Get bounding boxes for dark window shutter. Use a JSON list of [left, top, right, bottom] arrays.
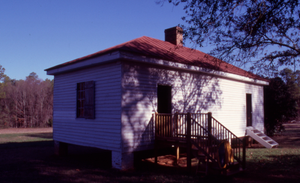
[[84, 81, 95, 119]]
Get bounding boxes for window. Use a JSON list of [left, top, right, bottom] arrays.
[[77, 82, 85, 118], [77, 81, 95, 119]]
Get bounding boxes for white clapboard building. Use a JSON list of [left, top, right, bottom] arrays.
[[45, 27, 269, 170]]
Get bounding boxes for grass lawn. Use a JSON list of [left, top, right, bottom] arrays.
[[243, 148, 300, 182], [0, 133, 53, 144], [0, 123, 299, 183]]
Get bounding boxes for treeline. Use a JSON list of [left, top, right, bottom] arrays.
[[0, 65, 53, 128], [0, 64, 299, 132], [264, 68, 300, 135]]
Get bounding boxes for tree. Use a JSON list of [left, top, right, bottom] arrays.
[[264, 75, 298, 135], [0, 73, 53, 128], [0, 65, 5, 80], [165, 0, 300, 76], [26, 72, 39, 80], [0, 69, 54, 128], [0, 65, 7, 98], [279, 68, 300, 115], [0, 65, 9, 127]]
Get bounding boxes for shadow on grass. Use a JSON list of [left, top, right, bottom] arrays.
[[0, 140, 54, 149], [0, 141, 112, 183], [135, 147, 300, 183], [25, 132, 53, 139], [0, 141, 231, 183], [1, 140, 299, 183], [240, 153, 300, 183]]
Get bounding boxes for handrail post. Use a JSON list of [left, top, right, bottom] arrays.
[[208, 112, 212, 146], [242, 136, 247, 170], [154, 113, 158, 164], [208, 112, 212, 134], [155, 112, 158, 137], [187, 112, 191, 172], [169, 113, 173, 137], [174, 112, 178, 138]]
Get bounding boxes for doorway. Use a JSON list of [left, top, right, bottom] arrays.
[[157, 85, 172, 113], [246, 94, 252, 127]]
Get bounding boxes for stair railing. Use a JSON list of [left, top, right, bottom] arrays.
[[155, 113, 173, 138], [208, 113, 246, 169], [189, 116, 220, 162], [155, 112, 246, 170]]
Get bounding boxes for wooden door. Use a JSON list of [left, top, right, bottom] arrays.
[[246, 94, 252, 127]]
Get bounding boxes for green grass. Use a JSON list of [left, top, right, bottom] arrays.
[[0, 128, 299, 182], [246, 147, 300, 176], [247, 148, 300, 163], [0, 132, 53, 144]]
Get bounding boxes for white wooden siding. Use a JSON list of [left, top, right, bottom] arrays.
[[210, 79, 264, 136], [53, 62, 122, 152], [121, 62, 265, 153]]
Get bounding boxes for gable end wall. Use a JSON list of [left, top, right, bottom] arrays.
[[52, 62, 122, 152]]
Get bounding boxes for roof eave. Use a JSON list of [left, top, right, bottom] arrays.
[[46, 48, 269, 86], [119, 51, 269, 86], [45, 50, 121, 75]]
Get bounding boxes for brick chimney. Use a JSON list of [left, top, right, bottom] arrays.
[[164, 26, 183, 46]]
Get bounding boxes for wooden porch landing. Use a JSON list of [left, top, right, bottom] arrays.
[[154, 112, 246, 175]]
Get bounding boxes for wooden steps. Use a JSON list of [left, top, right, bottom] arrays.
[[246, 126, 278, 148], [192, 147, 243, 176], [155, 112, 246, 176]]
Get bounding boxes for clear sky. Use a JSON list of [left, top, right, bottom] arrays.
[[1, 0, 204, 81]]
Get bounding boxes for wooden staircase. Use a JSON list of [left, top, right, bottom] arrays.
[[155, 112, 246, 175], [246, 126, 278, 148]]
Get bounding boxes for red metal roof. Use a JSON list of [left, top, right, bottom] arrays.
[[46, 36, 267, 81]]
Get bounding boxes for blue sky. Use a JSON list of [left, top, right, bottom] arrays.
[[1, 0, 205, 81]]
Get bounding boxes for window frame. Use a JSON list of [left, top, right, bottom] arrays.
[[76, 81, 95, 119]]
